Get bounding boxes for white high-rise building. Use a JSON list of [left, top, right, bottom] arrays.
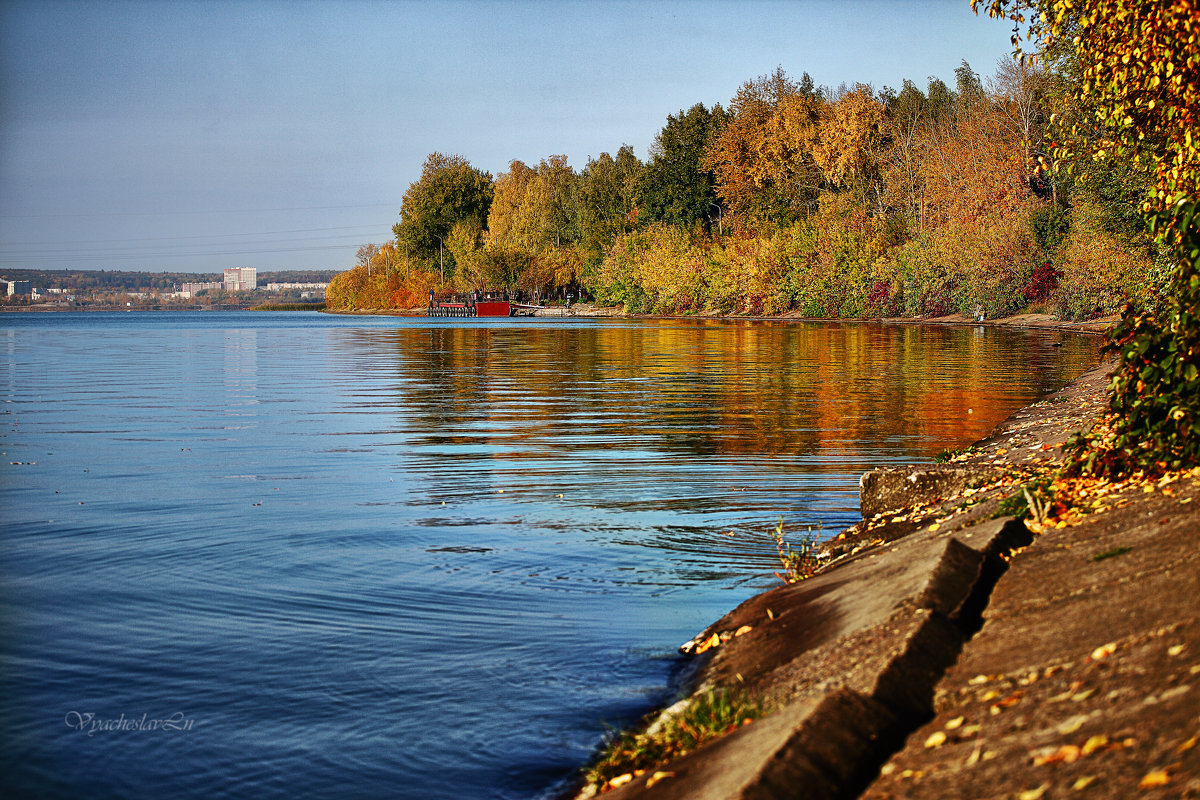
[[223, 268, 257, 292]]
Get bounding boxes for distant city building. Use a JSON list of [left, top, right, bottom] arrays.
[[223, 268, 257, 292], [180, 281, 221, 299], [7, 280, 32, 296], [266, 282, 327, 294]]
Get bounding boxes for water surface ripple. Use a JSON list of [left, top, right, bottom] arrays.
[[0, 312, 1100, 799]]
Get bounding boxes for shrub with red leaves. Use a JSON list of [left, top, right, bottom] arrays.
[[1023, 262, 1061, 302]]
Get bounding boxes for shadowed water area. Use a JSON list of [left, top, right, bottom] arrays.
[[0, 312, 1101, 799]]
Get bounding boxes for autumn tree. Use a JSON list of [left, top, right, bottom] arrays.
[[484, 155, 579, 294], [990, 57, 1054, 196], [487, 160, 536, 246], [392, 152, 494, 281], [880, 80, 936, 227], [514, 155, 577, 251], [487, 156, 576, 252], [812, 84, 889, 210], [356, 243, 381, 268], [705, 68, 826, 224], [446, 219, 487, 292], [925, 77, 957, 119]]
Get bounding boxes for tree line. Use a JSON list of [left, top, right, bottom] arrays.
[[328, 55, 1158, 321]]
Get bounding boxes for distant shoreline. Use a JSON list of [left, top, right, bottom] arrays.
[[1, 303, 1118, 339], [1, 304, 250, 312], [326, 304, 1118, 337]]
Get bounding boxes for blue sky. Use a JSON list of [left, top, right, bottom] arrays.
[[0, 0, 1016, 273]]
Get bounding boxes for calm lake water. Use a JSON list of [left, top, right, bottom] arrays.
[[0, 312, 1100, 799]]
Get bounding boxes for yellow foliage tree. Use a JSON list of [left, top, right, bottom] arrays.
[[812, 85, 888, 208]]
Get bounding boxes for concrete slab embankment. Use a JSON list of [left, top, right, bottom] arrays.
[[591, 357, 1200, 799], [861, 475, 1200, 799], [602, 516, 1031, 800]]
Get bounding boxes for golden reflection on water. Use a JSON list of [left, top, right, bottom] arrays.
[[346, 320, 1100, 466]]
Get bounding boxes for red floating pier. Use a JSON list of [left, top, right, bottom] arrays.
[[427, 300, 514, 317]]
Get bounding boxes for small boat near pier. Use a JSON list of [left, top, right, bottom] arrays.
[[427, 299, 514, 317]]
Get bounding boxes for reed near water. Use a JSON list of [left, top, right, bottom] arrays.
[[251, 302, 327, 311]]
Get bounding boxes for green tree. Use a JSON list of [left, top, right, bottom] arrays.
[[513, 155, 577, 251], [954, 60, 985, 111], [392, 152, 494, 281], [571, 146, 643, 264], [640, 103, 729, 231], [925, 77, 956, 120]]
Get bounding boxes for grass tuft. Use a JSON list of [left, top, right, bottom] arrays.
[[585, 689, 763, 790], [771, 518, 820, 583]]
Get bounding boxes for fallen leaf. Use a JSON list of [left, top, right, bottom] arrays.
[[1018, 783, 1050, 800], [693, 633, 722, 654], [924, 731, 947, 748], [1091, 642, 1117, 660], [608, 773, 633, 788], [1081, 735, 1108, 756], [1138, 770, 1170, 789], [1056, 716, 1087, 735], [945, 716, 964, 730], [645, 771, 675, 788], [1168, 644, 1186, 657], [1072, 775, 1096, 790], [1033, 745, 1080, 766], [734, 625, 753, 637]]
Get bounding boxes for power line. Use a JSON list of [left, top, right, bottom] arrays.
[[0, 223, 390, 247], [0, 203, 399, 220], [3, 235, 381, 258]]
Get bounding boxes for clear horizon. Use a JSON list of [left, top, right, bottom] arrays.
[[1, 0, 1016, 273]]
